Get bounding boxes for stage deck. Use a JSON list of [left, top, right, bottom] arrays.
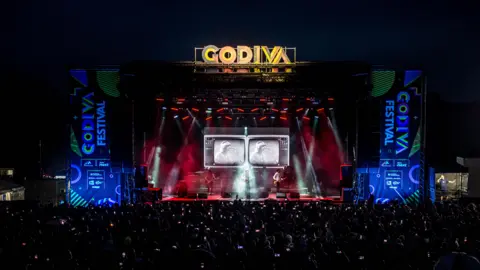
[[160, 193, 341, 203]]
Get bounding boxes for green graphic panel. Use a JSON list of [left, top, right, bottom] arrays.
[[371, 71, 395, 97], [409, 127, 421, 158], [96, 71, 120, 97], [70, 127, 82, 157]]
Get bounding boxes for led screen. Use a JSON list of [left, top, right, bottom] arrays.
[[213, 139, 245, 165], [248, 139, 280, 166]]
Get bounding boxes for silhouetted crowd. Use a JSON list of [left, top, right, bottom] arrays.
[[1, 200, 480, 270]]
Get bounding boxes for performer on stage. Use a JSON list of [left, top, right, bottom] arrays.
[[243, 169, 250, 199], [205, 169, 217, 194], [273, 169, 282, 192]]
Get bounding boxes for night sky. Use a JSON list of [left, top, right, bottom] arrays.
[[3, 0, 480, 176]]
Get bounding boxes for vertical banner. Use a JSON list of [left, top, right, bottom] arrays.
[[368, 70, 424, 204], [69, 69, 121, 206]]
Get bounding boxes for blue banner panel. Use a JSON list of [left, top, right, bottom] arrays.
[[367, 70, 423, 204], [69, 69, 121, 206]]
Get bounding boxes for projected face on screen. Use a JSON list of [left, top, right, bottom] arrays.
[[248, 140, 279, 166], [213, 140, 245, 165]]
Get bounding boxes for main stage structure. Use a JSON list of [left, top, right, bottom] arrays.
[[67, 45, 431, 206]]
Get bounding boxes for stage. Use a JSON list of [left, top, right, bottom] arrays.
[[159, 193, 341, 203], [67, 49, 427, 208]]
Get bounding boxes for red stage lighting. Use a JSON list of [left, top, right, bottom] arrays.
[[182, 116, 190, 120], [225, 116, 232, 120], [237, 108, 244, 112], [280, 110, 287, 114], [205, 116, 212, 121], [171, 107, 179, 111], [259, 116, 267, 121], [251, 108, 259, 112], [282, 98, 290, 101], [317, 108, 325, 113], [303, 116, 310, 121], [216, 108, 224, 112], [296, 108, 304, 112], [328, 97, 334, 101], [272, 108, 279, 112], [156, 98, 164, 102], [191, 108, 199, 112], [259, 98, 266, 102], [177, 98, 185, 102], [280, 116, 288, 120]]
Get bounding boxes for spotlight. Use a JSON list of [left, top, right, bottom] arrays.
[[315, 116, 319, 119], [182, 116, 190, 120], [303, 116, 310, 121], [280, 116, 287, 120], [259, 116, 267, 121], [270, 116, 275, 119], [205, 116, 212, 121], [217, 116, 222, 119], [225, 116, 232, 120], [174, 115, 178, 119], [162, 107, 167, 110]]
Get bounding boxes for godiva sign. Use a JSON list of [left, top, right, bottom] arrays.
[[197, 45, 294, 64]]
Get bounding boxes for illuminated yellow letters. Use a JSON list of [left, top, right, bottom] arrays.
[[253, 46, 261, 64], [200, 45, 292, 64], [202, 45, 219, 63], [261, 46, 291, 64], [219, 46, 236, 64], [236, 46, 253, 64]]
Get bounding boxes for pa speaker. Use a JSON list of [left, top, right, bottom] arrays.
[[197, 192, 208, 199], [259, 191, 269, 199], [341, 165, 353, 188], [289, 192, 300, 199], [135, 164, 148, 188], [187, 193, 197, 199], [342, 188, 354, 203]]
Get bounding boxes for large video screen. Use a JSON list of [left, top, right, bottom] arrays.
[[247, 135, 289, 167], [204, 135, 246, 167], [203, 128, 289, 168], [248, 139, 279, 165], [214, 139, 245, 165]]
